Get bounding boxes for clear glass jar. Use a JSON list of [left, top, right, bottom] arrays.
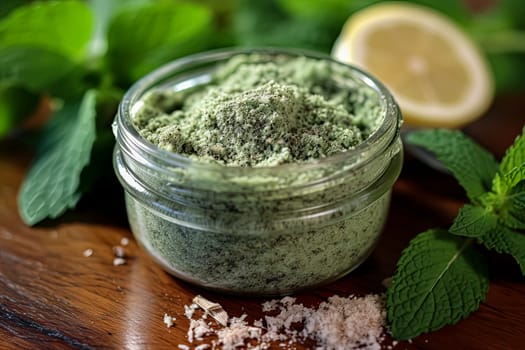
[[113, 48, 403, 296]]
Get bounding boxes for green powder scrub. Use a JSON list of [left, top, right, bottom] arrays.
[[113, 48, 403, 295], [134, 54, 381, 167]]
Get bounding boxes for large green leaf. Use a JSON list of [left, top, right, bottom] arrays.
[[0, 1, 93, 60], [106, 1, 213, 85], [406, 129, 499, 202], [387, 229, 489, 340], [0, 46, 75, 91], [87, 0, 152, 56], [18, 90, 97, 225]]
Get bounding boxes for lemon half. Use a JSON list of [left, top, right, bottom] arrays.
[[332, 2, 494, 128]]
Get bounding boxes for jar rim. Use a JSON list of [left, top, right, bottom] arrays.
[[115, 47, 402, 177]]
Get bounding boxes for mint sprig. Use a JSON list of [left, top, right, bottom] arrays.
[[389, 127, 525, 340], [0, 0, 221, 225]]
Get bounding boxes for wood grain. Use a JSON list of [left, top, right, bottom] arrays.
[[1, 93, 524, 350]]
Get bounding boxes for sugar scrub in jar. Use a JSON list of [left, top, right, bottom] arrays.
[[113, 48, 403, 295]]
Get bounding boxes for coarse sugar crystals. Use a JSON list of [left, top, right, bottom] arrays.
[[178, 293, 388, 350]]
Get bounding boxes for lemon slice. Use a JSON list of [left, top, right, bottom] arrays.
[[332, 2, 494, 128]]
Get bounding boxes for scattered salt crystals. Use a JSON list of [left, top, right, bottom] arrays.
[[113, 257, 126, 266], [112, 245, 126, 258], [177, 293, 387, 350], [164, 313, 176, 328], [262, 299, 280, 312], [185, 303, 199, 319], [216, 315, 262, 350], [111, 244, 127, 265], [188, 318, 213, 343], [83, 248, 93, 257], [120, 237, 130, 246], [195, 344, 211, 350], [177, 345, 190, 350], [302, 294, 386, 350]]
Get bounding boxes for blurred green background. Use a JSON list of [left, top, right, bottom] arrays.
[[2, 0, 525, 224], [1, 0, 525, 137]]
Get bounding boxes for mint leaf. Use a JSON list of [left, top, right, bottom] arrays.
[[0, 46, 75, 91], [387, 229, 489, 340], [18, 90, 97, 225], [490, 127, 525, 229], [0, 1, 93, 60], [106, 1, 213, 85], [88, 0, 152, 57], [494, 162, 525, 194], [478, 225, 525, 275], [406, 129, 499, 202], [450, 204, 498, 238], [499, 179, 525, 229], [493, 127, 525, 193]]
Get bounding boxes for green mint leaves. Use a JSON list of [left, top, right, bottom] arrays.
[[1, 0, 222, 225], [0, 1, 93, 92], [387, 230, 489, 339], [389, 128, 525, 340], [0, 1, 93, 60], [406, 129, 499, 201], [18, 91, 97, 225], [106, 1, 213, 85]]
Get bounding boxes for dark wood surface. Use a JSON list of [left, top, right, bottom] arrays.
[[1, 93, 524, 350]]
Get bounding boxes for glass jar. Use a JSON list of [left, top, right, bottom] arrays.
[[113, 48, 403, 296]]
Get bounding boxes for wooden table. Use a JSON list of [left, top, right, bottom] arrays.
[[1, 94, 524, 350]]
